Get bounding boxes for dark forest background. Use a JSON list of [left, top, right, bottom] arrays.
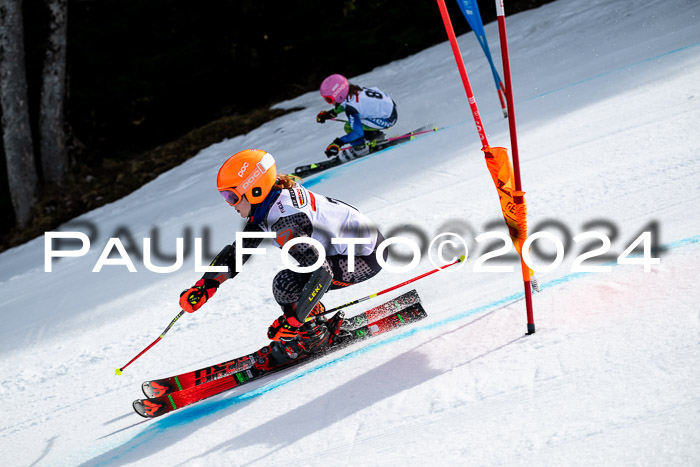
[[0, 0, 553, 251]]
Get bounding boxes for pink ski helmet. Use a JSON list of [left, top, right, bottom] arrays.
[[320, 74, 349, 104]]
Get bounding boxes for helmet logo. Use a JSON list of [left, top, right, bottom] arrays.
[[240, 167, 263, 192], [237, 162, 249, 177]]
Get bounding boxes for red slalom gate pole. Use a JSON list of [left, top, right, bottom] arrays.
[[496, 0, 521, 188], [436, 0, 489, 148], [496, 0, 535, 334]]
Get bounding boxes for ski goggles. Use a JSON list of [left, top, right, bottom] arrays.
[[321, 94, 335, 105], [219, 188, 244, 206]]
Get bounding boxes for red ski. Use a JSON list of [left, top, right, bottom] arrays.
[[133, 302, 427, 418], [140, 289, 421, 399]]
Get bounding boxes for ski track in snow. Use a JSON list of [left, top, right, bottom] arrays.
[[1, 0, 700, 465]]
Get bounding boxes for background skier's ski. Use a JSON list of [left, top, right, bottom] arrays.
[[294, 124, 440, 178]]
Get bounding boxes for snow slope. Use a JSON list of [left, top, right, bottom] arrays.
[[1, 0, 699, 465]]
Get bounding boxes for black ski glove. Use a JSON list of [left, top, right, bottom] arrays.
[[316, 110, 337, 123], [325, 138, 344, 158]]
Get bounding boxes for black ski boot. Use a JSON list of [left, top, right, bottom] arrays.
[[253, 344, 293, 371], [271, 312, 342, 362], [365, 130, 386, 145], [255, 304, 343, 370]]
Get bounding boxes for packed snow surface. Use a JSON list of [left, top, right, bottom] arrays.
[[0, 0, 698, 465]]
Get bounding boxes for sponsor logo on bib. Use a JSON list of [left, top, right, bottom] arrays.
[[289, 188, 307, 208]]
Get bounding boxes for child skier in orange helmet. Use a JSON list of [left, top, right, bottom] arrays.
[[179, 149, 386, 368]]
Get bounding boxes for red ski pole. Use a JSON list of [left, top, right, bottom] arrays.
[[312, 255, 465, 320], [382, 127, 438, 144], [116, 310, 185, 375]]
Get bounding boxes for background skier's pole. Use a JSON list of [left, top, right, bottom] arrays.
[[338, 126, 439, 152], [116, 310, 185, 375], [313, 255, 465, 320], [496, 0, 535, 334]]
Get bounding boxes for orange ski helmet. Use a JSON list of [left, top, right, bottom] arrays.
[[217, 149, 277, 205]]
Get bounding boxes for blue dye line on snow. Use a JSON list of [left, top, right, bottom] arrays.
[[526, 41, 700, 101], [112, 232, 700, 448]]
